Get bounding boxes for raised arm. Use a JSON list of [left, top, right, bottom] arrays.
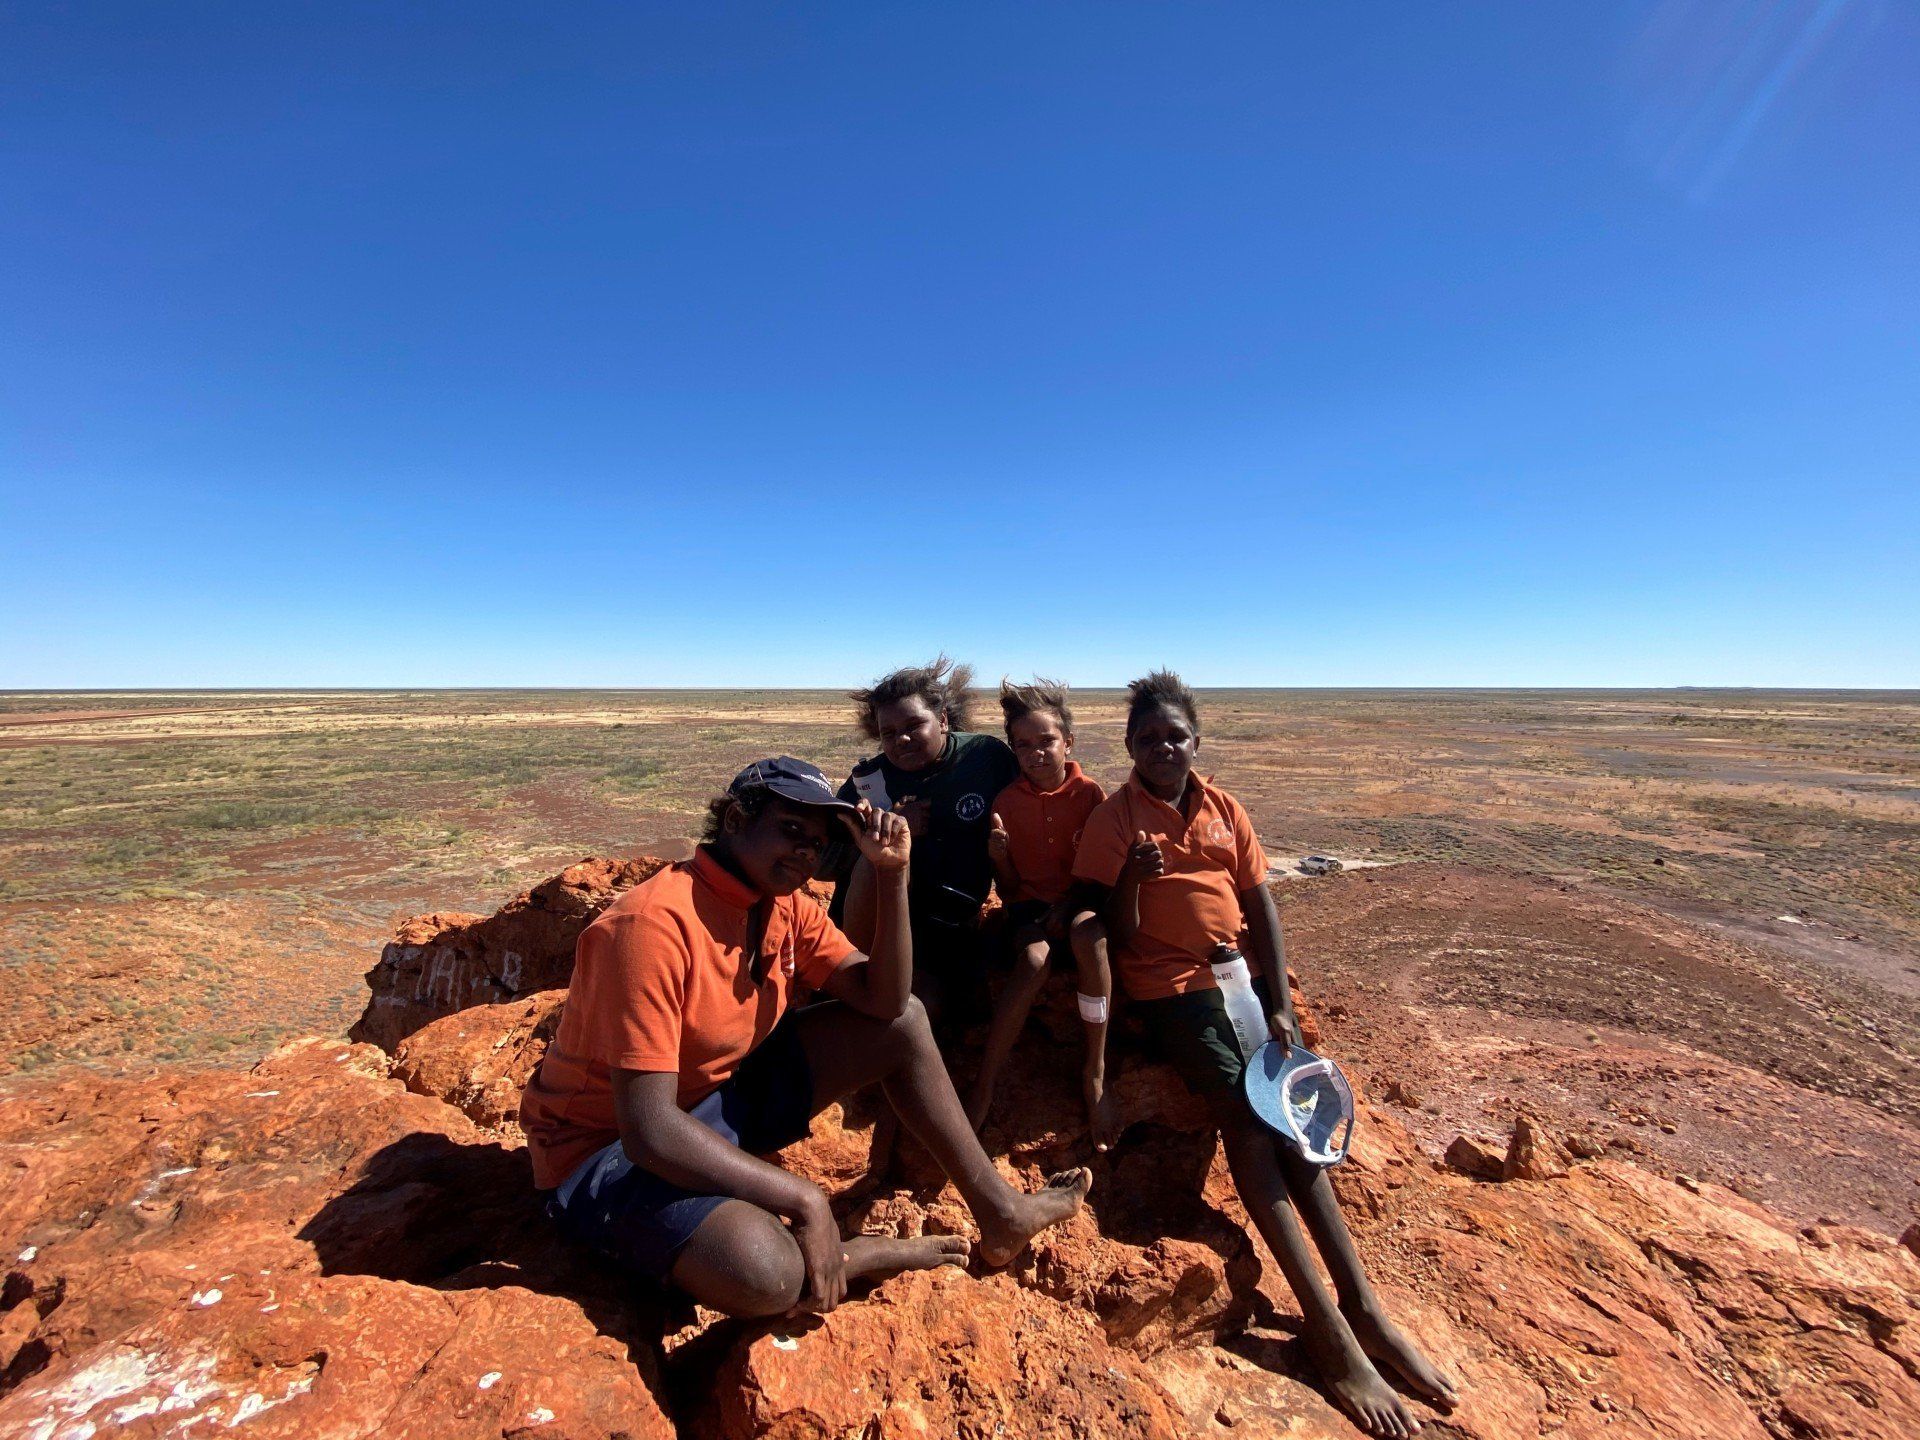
[[839, 856, 879, 953], [818, 803, 914, 1019], [987, 810, 1021, 898], [1105, 830, 1163, 947]]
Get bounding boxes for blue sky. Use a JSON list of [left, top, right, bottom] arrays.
[[2, 2, 1915, 688]]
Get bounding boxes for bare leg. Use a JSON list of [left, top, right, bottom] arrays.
[[1069, 911, 1119, 1151], [860, 924, 947, 1193], [1279, 1144, 1459, 1410], [1213, 1099, 1417, 1438], [797, 998, 1091, 1267], [666, 1199, 805, 1318], [665, 1200, 969, 1317], [967, 927, 1051, 1131]]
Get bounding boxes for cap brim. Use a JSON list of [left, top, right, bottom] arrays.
[[764, 779, 861, 817]]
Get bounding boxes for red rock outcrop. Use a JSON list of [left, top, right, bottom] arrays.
[[392, 989, 567, 1137], [6, 856, 1917, 1440], [1501, 1110, 1572, 1181], [350, 856, 670, 1052], [352, 857, 837, 1054]]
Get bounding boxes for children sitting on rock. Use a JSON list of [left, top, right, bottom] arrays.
[[518, 755, 1089, 1318], [967, 678, 1121, 1151], [1071, 672, 1459, 1439]]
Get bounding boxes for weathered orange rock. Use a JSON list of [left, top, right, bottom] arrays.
[[352, 856, 671, 1052], [1502, 1111, 1572, 1181], [1444, 1134, 1507, 1180], [392, 989, 567, 1137], [0, 1038, 674, 1439], [699, 1270, 1191, 1440]]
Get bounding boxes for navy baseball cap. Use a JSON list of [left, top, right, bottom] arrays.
[[729, 756, 860, 817]]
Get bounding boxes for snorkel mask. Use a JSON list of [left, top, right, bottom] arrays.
[[1243, 1043, 1356, 1166]]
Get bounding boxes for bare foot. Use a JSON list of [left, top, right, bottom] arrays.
[[977, 1167, 1093, 1267], [1084, 1069, 1121, 1152], [1307, 1331, 1420, 1438], [843, 1233, 971, 1283], [1343, 1303, 1460, 1411]]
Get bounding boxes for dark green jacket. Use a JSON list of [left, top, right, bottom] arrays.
[[829, 731, 1018, 929]]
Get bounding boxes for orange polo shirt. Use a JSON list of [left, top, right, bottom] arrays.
[[1071, 772, 1269, 1001], [519, 846, 857, 1189], [990, 761, 1107, 904]]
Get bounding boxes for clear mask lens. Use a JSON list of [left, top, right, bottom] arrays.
[[1246, 1046, 1355, 1166]]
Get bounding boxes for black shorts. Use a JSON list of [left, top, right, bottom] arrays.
[[542, 1011, 816, 1280], [1134, 976, 1273, 1096], [1003, 899, 1089, 967]]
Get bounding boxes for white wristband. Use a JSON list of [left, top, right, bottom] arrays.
[[1076, 992, 1109, 1023]]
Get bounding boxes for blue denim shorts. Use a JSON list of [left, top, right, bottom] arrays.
[[543, 1012, 816, 1279]]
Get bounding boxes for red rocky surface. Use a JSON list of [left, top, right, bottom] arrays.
[[701, 1270, 1192, 1440], [392, 990, 567, 1138], [0, 1038, 672, 1439], [3, 856, 1916, 1439]]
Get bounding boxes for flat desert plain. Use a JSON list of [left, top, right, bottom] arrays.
[[2, 687, 1916, 1232]]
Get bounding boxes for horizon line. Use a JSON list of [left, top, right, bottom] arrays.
[[5, 684, 1918, 698]]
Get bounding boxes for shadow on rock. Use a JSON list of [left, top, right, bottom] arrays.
[[297, 1131, 681, 1340]]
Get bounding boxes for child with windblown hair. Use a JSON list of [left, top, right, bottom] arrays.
[[966, 679, 1121, 1150]]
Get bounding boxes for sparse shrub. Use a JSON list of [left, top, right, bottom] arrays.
[[179, 801, 320, 831]]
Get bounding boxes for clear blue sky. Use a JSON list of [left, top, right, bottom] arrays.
[[3, 3, 1915, 688]]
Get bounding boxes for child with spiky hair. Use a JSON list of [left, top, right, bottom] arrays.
[[1072, 671, 1459, 1439], [967, 678, 1118, 1149], [828, 656, 1019, 1021]]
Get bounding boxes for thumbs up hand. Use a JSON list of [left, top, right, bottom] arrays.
[[1122, 829, 1165, 883], [986, 811, 1011, 864]]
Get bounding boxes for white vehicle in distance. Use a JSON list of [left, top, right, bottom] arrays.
[[1298, 854, 1344, 876]]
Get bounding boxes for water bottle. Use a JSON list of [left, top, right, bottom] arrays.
[[852, 770, 891, 809], [1209, 944, 1269, 1062]]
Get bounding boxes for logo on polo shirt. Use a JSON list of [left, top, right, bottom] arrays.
[[956, 793, 987, 822], [1205, 819, 1232, 844]]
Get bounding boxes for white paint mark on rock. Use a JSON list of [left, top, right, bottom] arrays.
[[21, 1344, 220, 1440], [478, 1372, 501, 1390], [227, 1375, 313, 1427], [17, 1246, 36, 1262], [190, 1288, 222, 1307]]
